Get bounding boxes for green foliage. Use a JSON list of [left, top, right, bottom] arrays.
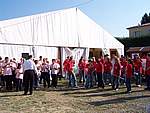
[[141, 13, 150, 25]]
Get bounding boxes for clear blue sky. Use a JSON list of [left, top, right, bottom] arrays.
[[0, 0, 150, 37]]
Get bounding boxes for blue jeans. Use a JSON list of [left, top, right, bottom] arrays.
[[85, 74, 93, 88], [79, 69, 85, 84], [134, 72, 141, 85], [68, 72, 77, 87], [112, 76, 119, 89], [126, 78, 131, 92], [103, 72, 112, 85]]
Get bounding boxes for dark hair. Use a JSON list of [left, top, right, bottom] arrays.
[[0, 56, 2, 60], [17, 63, 21, 69], [39, 56, 42, 59], [128, 59, 132, 64], [52, 59, 55, 62], [29, 55, 32, 59], [5, 57, 9, 60]]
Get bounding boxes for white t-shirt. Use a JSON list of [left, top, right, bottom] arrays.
[[50, 63, 60, 75], [3, 62, 12, 75], [16, 68, 23, 79]]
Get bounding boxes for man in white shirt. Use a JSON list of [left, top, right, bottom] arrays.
[[22, 55, 37, 95], [50, 59, 60, 88]]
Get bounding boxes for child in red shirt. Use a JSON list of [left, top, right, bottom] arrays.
[[145, 53, 150, 90], [133, 57, 143, 87], [95, 59, 104, 88], [103, 57, 112, 85], [126, 59, 133, 93], [112, 57, 121, 91]]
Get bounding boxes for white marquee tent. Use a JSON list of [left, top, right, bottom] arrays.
[[0, 8, 124, 60]]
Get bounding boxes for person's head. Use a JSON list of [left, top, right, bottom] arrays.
[[39, 56, 42, 60], [52, 59, 56, 63], [70, 56, 73, 60], [0, 56, 2, 61], [28, 55, 32, 59], [67, 56, 69, 59], [43, 58, 46, 63], [34, 60, 38, 65], [5, 57, 9, 62], [17, 63, 22, 69], [128, 59, 132, 64]]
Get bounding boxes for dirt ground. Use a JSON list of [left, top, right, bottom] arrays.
[[0, 84, 150, 113]]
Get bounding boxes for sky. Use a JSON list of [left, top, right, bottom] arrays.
[[0, 0, 150, 37]]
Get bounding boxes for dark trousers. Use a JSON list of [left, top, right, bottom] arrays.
[[16, 78, 22, 91], [0, 75, 5, 86], [41, 72, 50, 88], [97, 72, 104, 88], [51, 74, 58, 87], [79, 69, 85, 84], [5, 75, 13, 90], [112, 76, 119, 89], [146, 75, 150, 89], [12, 70, 16, 87], [33, 73, 39, 89], [23, 70, 34, 94], [126, 78, 131, 92]]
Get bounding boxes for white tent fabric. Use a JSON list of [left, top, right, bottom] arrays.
[[0, 8, 124, 58]]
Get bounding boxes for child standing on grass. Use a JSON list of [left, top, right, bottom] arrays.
[[126, 59, 133, 93], [15, 63, 23, 91]]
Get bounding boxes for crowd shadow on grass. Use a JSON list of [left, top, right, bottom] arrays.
[[62, 87, 128, 95], [74, 89, 145, 98], [0, 94, 24, 98], [88, 95, 150, 106]]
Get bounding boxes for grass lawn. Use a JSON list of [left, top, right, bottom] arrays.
[[0, 82, 150, 113]]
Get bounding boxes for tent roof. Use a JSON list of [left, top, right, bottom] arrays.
[[0, 8, 124, 51]]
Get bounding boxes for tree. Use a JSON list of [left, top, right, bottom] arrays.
[[141, 13, 149, 25]]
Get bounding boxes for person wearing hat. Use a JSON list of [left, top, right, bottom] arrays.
[[145, 53, 150, 91]]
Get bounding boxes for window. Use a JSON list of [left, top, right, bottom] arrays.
[[134, 31, 140, 37]]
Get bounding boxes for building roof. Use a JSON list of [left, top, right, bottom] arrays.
[[127, 46, 150, 52], [127, 23, 150, 29]]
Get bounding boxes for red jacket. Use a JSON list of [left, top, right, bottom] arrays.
[[95, 62, 103, 73], [134, 60, 142, 73], [126, 64, 133, 78], [104, 61, 112, 73], [113, 63, 121, 76], [146, 58, 150, 75], [78, 61, 85, 70]]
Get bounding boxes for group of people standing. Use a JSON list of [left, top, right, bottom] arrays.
[[0, 55, 60, 95], [0, 53, 150, 95], [63, 53, 150, 93]]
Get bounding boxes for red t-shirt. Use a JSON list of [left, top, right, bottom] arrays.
[[146, 58, 150, 75], [63, 59, 69, 72], [134, 60, 142, 73], [126, 64, 133, 78], [104, 61, 112, 73], [78, 61, 85, 70], [95, 62, 103, 73], [113, 63, 121, 76], [67, 60, 74, 72], [86, 63, 94, 75]]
